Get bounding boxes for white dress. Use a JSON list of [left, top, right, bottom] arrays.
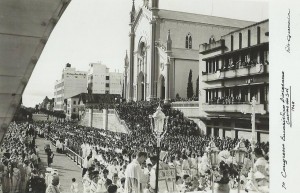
[[124, 159, 147, 193]]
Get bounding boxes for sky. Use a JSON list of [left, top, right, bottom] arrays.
[[23, 0, 269, 107]]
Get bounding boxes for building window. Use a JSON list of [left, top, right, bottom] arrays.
[[73, 108, 76, 113], [106, 76, 109, 80], [106, 83, 109, 87], [105, 91, 110, 94], [73, 101, 76, 105], [185, 33, 192, 49], [257, 26, 261, 44], [231, 35, 234, 51], [239, 33, 242, 49], [248, 30, 251, 47]]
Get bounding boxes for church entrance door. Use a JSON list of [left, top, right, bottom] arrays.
[[158, 75, 165, 100]]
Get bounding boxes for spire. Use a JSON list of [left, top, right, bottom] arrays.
[[124, 50, 129, 68], [167, 30, 172, 52], [130, 0, 136, 24]]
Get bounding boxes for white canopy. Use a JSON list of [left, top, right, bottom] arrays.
[[0, 0, 71, 142]]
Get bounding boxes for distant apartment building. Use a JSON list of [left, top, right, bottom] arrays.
[[66, 92, 121, 120], [54, 63, 87, 111], [66, 94, 83, 120], [87, 63, 122, 95], [199, 20, 269, 142]]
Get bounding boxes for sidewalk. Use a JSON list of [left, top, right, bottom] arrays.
[[36, 137, 83, 193]]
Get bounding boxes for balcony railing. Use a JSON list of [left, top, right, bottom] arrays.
[[202, 63, 269, 82], [171, 101, 199, 108], [202, 103, 267, 114], [199, 40, 225, 54]]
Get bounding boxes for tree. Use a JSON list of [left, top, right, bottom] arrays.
[[196, 75, 199, 98], [187, 69, 194, 99], [71, 113, 79, 120]]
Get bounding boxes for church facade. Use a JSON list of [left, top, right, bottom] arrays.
[[124, 0, 254, 103]]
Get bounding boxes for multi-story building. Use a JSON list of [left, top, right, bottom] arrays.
[[199, 20, 269, 142], [54, 63, 87, 111], [66, 94, 84, 120], [66, 92, 121, 120], [87, 63, 122, 95], [124, 0, 254, 102]]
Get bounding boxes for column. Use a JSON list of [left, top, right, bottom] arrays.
[[219, 58, 223, 69], [248, 87, 251, 102], [149, 18, 157, 100], [164, 62, 170, 103], [219, 128, 223, 139], [144, 74, 147, 101], [129, 29, 135, 101], [124, 69, 127, 99], [257, 87, 261, 104], [103, 109, 108, 130], [211, 127, 214, 137], [88, 108, 93, 128]]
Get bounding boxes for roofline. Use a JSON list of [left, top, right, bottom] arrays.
[[158, 9, 256, 23], [223, 19, 269, 36]]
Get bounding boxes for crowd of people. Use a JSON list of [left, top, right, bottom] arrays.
[[0, 100, 269, 193], [33, 101, 269, 193], [0, 122, 47, 193]]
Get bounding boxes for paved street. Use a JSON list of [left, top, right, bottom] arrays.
[[36, 137, 83, 193]]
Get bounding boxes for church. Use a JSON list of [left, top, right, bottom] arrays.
[[124, 0, 254, 103]]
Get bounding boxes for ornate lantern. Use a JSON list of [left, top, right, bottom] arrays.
[[233, 140, 248, 165], [206, 141, 220, 167], [151, 105, 166, 134]]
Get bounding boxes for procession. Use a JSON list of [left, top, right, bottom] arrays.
[[0, 100, 269, 193]]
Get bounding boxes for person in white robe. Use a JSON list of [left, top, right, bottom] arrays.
[[108, 160, 120, 179], [124, 152, 148, 193]]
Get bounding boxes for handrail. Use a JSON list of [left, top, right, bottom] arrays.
[[171, 101, 199, 108], [48, 135, 84, 168], [204, 62, 267, 75], [203, 101, 266, 105]]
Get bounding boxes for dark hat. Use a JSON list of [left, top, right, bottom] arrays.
[[107, 184, 118, 193], [103, 169, 109, 174]]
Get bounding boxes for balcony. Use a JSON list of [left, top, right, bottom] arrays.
[[202, 103, 267, 114], [200, 40, 225, 54], [202, 63, 269, 82]]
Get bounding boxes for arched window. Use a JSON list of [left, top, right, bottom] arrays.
[[185, 33, 192, 49]]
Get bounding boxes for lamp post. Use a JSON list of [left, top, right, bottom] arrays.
[[233, 140, 247, 193], [241, 96, 266, 192], [250, 96, 256, 151], [205, 141, 219, 193], [149, 104, 168, 193]]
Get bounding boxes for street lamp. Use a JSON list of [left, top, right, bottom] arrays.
[[241, 96, 266, 192], [149, 104, 168, 193], [205, 141, 219, 193], [233, 140, 247, 193]]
